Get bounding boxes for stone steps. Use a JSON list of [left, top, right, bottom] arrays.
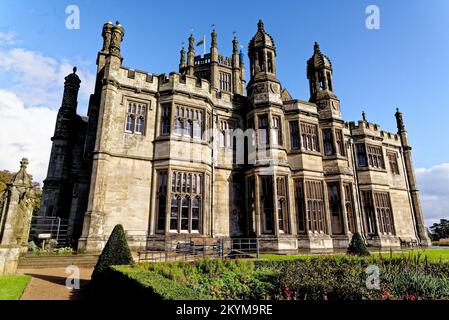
[[18, 254, 99, 269]]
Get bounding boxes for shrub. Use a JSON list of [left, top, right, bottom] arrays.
[[347, 232, 370, 256], [91, 224, 133, 281]]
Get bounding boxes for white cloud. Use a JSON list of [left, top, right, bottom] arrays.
[[0, 89, 56, 184], [416, 163, 449, 227], [0, 36, 96, 185], [0, 47, 95, 110], [0, 32, 17, 46]]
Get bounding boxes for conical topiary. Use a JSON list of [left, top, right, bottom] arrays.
[[91, 224, 134, 280], [347, 232, 370, 256]]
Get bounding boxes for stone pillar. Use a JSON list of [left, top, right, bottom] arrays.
[[395, 108, 432, 247], [231, 37, 242, 95], [187, 34, 195, 76], [0, 158, 36, 275], [210, 30, 218, 90]]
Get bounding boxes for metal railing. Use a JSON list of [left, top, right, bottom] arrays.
[[29, 216, 70, 247], [137, 237, 260, 262]]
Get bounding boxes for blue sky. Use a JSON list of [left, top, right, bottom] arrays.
[[0, 0, 448, 223], [1, 0, 448, 168]]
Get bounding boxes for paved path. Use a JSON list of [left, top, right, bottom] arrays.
[[17, 267, 93, 300]]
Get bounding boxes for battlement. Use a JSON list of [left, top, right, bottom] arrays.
[[194, 53, 233, 68], [158, 72, 211, 94], [118, 66, 158, 92], [349, 120, 400, 145]]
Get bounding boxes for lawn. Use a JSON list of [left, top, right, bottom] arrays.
[[0, 276, 31, 300], [259, 248, 449, 263]]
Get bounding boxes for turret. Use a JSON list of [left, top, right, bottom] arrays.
[[54, 67, 81, 139], [247, 20, 282, 106], [307, 42, 341, 119], [248, 20, 277, 81], [395, 108, 432, 246]]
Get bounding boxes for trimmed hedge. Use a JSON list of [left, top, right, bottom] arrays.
[[92, 224, 133, 281], [347, 232, 370, 256], [112, 265, 211, 300]]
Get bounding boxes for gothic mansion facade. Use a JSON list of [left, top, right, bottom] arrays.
[[38, 20, 431, 252]]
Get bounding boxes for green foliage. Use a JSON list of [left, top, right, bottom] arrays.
[[91, 224, 133, 280], [0, 170, 13, 192], [106, 255, 449, 300], [29, 246, 74, 256], [0, 276, 31, 300], [347, 232, 370, 256]]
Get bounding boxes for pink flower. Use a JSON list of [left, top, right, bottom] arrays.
[[284, 286, 292, 300], [407, 294, 416, 301]]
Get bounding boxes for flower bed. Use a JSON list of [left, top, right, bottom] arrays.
[[101, 255, 449, 300]]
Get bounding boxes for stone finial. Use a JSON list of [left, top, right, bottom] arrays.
[[395, 107, 405, 132], [314, 41, 321, 53], [188, 34, 194, 51], [362, 111, 367, 122], [20, 158, 28, 169], [101, 21, 114, 52], [211, 29, 217, 47], [179, 46, 186, 68], [258, 19, 264, 31], [232, 36, 238, 54], [64, 66, 81, 91], [109, 21, 125, 57], [11, 158, 32, 187]]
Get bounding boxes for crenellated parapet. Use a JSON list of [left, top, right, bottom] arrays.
[[349, 120, 401, 147]]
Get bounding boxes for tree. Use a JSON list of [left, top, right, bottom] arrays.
[[347, 232, 370, 256], [0, 170, 13, 192], [429, 219, 449, 241], [91, 224, 134, 281]]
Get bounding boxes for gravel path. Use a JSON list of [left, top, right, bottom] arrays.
[[17, 267, 93, 300]]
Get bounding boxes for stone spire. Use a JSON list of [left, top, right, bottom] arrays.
[[179, 46, 186, 72], [395, 108, 432, 247], [187, 34, 195, 76], [248, 19, 277, 79], [54, 67, 80, 139]]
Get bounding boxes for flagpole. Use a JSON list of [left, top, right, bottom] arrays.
[[203, 35, 206, 56]]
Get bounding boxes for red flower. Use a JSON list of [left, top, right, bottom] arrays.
[[284, 286, 292, 300], [407, 294, 416, 301]]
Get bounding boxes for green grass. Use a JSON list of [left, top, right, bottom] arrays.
[[260, 248, 449, 263], [378, 249, 449, 263], [0, 275, 31, 300]]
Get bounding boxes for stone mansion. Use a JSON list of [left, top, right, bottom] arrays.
[[38, 20, 431, 252]]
